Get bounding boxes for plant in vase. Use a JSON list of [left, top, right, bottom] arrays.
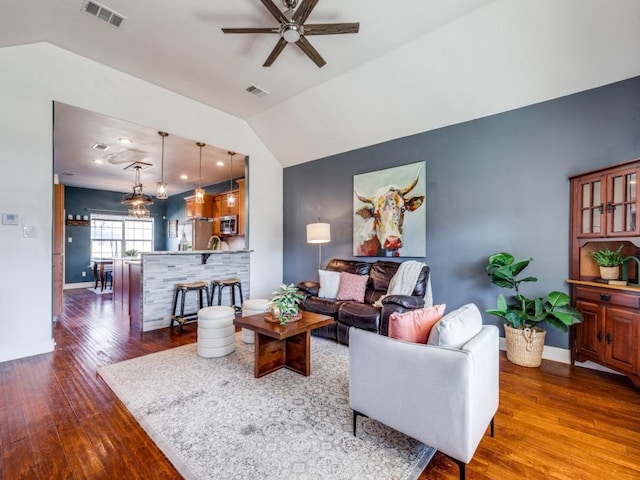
[[485, 252, 583, 367], [590, 245, 625, 280], [269, 283, 304, 326]]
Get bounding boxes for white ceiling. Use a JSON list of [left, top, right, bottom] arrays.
[[3, 0, 640, 188]]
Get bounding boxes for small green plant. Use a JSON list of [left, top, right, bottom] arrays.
[[124, 249, 138, 257], [589, 245, 625, 267], [486, 252, 583, 333], [270, 283, 304, 326]]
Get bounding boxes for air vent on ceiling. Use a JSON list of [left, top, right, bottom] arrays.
[[246, 85, 270, 98], [91, 142, 110, 151], [81, 1, 126, 28]]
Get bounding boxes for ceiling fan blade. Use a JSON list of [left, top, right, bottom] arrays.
[[303, 23, 360, 35], [292, 0, 319, 24], [222, 27, 279, 34], [296, 35, 326, 68], [260, 0, 288, 24], [263, 38, 288, 67]]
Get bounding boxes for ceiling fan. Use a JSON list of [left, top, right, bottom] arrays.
[[222, 0, 359, 68]]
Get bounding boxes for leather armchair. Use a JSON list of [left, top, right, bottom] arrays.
[[349, 324, 499, 480]]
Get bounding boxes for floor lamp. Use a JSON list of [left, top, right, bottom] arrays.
[[306, 219, 331, 270]]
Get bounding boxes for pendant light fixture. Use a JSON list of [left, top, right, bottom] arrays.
[[156, 131, 169, 199], [122, 162, 153, 218], [195, 142, 206, 204], [227, 151, 236, 208]]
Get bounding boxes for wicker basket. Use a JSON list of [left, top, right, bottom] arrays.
[[504, 324, 546, 367]]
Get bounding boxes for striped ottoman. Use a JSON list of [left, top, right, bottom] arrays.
[[197, 306, 235, 358], [241, 298, 270, 344]]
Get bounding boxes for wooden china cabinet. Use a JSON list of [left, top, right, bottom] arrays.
[[568, 159, 640, 387]]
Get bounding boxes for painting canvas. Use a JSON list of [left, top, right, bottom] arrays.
[[353, 162, 426, 257]]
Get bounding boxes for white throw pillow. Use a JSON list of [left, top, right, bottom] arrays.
[[427, 303, 482, 349], [318, 270, 341, 299]]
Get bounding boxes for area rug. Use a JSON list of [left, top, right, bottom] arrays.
[[98, 334, 435, 480]]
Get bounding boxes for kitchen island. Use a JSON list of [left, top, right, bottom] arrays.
[[117, 250, 251, 332]]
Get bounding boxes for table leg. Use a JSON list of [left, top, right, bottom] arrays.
[[254, 333, 285, 378], [93, 262, 98, 289], [100, 263, 105, 291], [285, 331, 311, 376]]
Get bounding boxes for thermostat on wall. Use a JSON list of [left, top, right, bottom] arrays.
[[2, 213, 18, 225]]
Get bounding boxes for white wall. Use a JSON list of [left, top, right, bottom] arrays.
[[0, 42, 283, 362]]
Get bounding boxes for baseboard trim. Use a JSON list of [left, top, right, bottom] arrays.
[[498, 336, 621, 375], [0, 338, 56, 363], [65, 281, 95, 289]]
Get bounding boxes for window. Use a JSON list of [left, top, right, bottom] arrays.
[[91, 214, 153, 258]]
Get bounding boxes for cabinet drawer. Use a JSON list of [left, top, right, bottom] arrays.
[[575, 286, 640, 308]]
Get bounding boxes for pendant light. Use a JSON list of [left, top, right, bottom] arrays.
[[227, 151, 236, 208], [156, 131, 169, 199], [195, 142, 205, 204], [122, 163, 153, 218]]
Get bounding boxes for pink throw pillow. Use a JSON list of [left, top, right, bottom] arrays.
[[389, 304, 447, 344], [336, 272, 368, 303]]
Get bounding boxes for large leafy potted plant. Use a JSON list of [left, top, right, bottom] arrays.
[[486, 252, 583, 367]]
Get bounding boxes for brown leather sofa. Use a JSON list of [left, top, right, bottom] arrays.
[[297, 259, 429, 345]]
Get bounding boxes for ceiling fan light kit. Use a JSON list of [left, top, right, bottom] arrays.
[[222, 0, 359, 68], [122, 162, 153, 218]]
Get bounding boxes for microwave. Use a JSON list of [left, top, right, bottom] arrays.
[[219, 215, 238, 235]]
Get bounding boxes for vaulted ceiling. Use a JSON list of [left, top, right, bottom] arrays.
[[3, 0, 640, 189]]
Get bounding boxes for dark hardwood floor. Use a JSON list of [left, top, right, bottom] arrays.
[[1, 288, 639, 479]]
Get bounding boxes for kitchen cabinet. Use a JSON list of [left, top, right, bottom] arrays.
[[185, 194, 214, 218], [569, 159, 640, 387]]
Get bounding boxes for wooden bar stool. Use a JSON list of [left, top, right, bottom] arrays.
[[170, 281, 210, 332], [210, 278, 243, 314]]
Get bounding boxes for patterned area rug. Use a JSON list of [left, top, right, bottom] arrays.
[[98, 334, 435, 480]]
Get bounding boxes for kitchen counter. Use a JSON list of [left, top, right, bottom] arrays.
[[127, 250, 251, 332]]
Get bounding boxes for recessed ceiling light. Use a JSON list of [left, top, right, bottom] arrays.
[[180, 174, 188, 180], [119, 137, 132, 145], [216, 161, 225, 167], [94, 159, 104, 164]]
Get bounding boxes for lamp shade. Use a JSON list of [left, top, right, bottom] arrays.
[[307, 222, 331, 244]]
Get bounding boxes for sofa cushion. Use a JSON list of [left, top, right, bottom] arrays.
[[339, 302, 381, 331], [336, 272, 368, 303], [303, 296, 343, 317], [326, 259, 371, 276], [369, 261, 400, 292], [427, 303, 482, 349], [318, 269, 341, 299], [389, 304, 446, 344]]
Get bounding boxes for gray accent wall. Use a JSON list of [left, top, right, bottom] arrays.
[[283, 75, 640, 349]]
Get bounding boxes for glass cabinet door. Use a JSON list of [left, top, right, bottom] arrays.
[[607, 168, 639, 236], [578, 176, 603, 236]]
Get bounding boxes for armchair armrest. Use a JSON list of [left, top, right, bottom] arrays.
[[297, 281, 319, 297]]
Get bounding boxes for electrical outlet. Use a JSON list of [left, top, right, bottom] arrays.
[[81, 271, 86, 277], [68, 237, 72, 243]]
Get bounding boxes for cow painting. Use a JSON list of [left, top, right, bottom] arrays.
[[353, 162, 426, 257]]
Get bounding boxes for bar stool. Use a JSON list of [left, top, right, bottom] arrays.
[[171, 281, 210, 332], [210, 278, 243, 314]]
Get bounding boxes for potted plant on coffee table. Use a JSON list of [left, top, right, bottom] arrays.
[[267, 283, 304, 326], [485, 252, 583, 367], [590, 245, 625, 280]]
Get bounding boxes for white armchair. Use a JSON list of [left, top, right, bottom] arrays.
[[349, 323, 499, 480]]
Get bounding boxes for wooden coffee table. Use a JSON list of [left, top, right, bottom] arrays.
[[234, 311, 334, 378]]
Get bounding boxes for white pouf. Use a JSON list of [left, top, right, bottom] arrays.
[[197, 306, 236, 358], [241, 298, 270, 344]]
